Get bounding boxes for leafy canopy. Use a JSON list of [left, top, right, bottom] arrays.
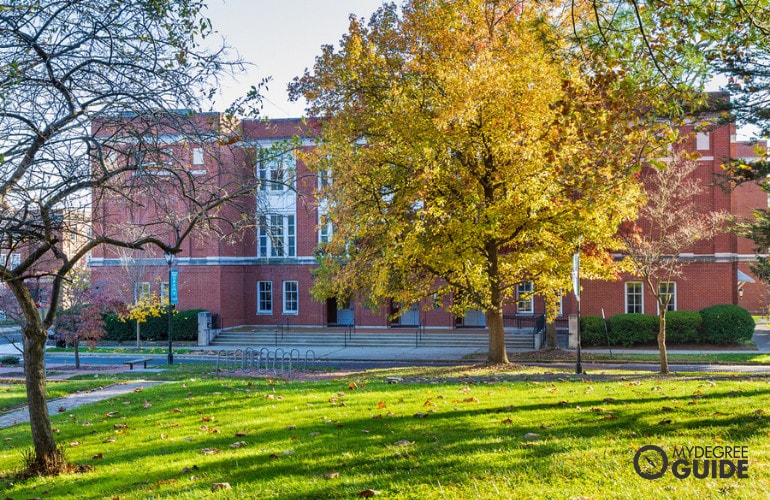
[[291, 0, 670, 322]]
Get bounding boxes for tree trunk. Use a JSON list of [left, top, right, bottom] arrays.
[[658, 311, 669, 375], [487, 306, 509, 364], [23, 324, 62, 474], [545, 320, 558, 350], [74, 338, 80, 369]]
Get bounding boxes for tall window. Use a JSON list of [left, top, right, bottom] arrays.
[[283, 281, 299, 314], [516, 281, 534, 314], [319, 213, 333, 244], [257, 281, 272, 314], [258, 150, 294, 191], [658, 282, 676, 312], [258, 214, 296, 258], [625, 282, 643, 313], [135, 282, 151, 302]]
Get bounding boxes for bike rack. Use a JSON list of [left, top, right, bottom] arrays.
[[216, 347, 317, 377]]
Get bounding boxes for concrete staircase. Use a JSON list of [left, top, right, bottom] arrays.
[[208, 328, 540, 350]]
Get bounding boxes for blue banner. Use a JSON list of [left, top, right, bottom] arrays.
[[169, 269, 179, 305]]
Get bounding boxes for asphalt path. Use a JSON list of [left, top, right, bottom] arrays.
[[38, 352, 770, 374]]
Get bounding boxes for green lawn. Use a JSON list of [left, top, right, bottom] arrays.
[[1, 366, 769, 499]]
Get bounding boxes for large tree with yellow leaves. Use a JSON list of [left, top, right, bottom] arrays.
[[291, 0, 672, 364]]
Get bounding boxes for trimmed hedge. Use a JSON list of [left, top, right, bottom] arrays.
[[699, 304, 755, 344], [580, 315, 610, 346], [104, 309, 204, 342], [664, 310, 703, 344], [608, 313, 658, 347]]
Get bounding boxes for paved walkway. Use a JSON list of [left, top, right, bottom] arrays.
[[0, 380, 165, 429]]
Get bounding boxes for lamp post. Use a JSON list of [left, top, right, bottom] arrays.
[[164, 251, 174, 365], [572, 250, 582, 375]]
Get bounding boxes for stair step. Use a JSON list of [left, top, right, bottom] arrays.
[[208, 330, 539, 350]]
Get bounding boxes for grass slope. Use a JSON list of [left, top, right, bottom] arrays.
[[1, 365, 769, 499]]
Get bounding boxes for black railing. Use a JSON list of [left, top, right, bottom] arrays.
[[343, 323, 356, 347], [503, 313, 547, 349]]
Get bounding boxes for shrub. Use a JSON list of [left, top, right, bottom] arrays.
[[608, 313, 658, 347], [1, 355, 20, 366], [580, 315, 610, 346], [104, 309, 204, 342], [699, 304, 755, 344], [664, 310, 702, 343]]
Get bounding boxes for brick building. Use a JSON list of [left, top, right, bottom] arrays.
[[89, 114, 768, 332]]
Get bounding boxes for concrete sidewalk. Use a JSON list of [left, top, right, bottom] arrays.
[[0, 380, 166, 429]]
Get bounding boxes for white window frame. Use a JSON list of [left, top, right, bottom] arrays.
[[658, 282, 676, 312], [257, 281, 273, 314], [696, 132, 710, 151], [625, 282, 643, 314], [258, 150, 294, 191], [283, 281, 299, 315], [192, 147, 204, 165], [135, 282, 151, 302], [259, 214, 296, 258], [516, 281, 534, 315], [1, 253, 21, 269], [319, 212, 333, 244]]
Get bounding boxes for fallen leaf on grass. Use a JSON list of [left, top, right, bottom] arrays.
[[201, 416, 214, 422], [133, 387, 143, 393], [324, 471, 340, 479], [200, 448, 220, 455], [211, 482, 231, 491], [394, 440, 414, 446], [657, 419, 673, 425], [604, 413, 616, 419], [230, 441, 247, 449], [358, 489, 381, 497], [501, 418, 513, 424], [349, 382, 358, 390], [413, 412, 428, 419], [235, 432, 248, 437], [92, 453, 104, 460], [524, 433, 540, 440]]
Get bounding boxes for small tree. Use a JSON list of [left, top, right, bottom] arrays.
[[620, 152, 727, 374], [122, 292, 168, 343], [53, 269, 121, 369]]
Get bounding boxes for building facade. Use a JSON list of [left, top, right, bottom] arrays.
[[89, 115, 768, 332]]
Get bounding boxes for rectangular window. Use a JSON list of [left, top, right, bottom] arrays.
[[696, 132, 710, 151], [135, 282, 151, 302], [516, 282, 534, 314], [318, 169, 332, 190], [258, 214, 296, 258], [283, 281, 299, 314], [625, 282, 643, 314], [319, 213, 333, 244], [257, 281, 272, 314], [192, 147, 204, 165], [658, 282, 676, 312], [258, 150, 294, 191]]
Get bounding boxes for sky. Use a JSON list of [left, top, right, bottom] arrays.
[[204, 0, 386, 118]]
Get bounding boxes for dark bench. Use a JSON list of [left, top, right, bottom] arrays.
[[123, 358, 153, 370]]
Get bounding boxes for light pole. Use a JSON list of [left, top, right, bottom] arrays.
[[164, 251, 174, 365], [572, 250, 582, 374]]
